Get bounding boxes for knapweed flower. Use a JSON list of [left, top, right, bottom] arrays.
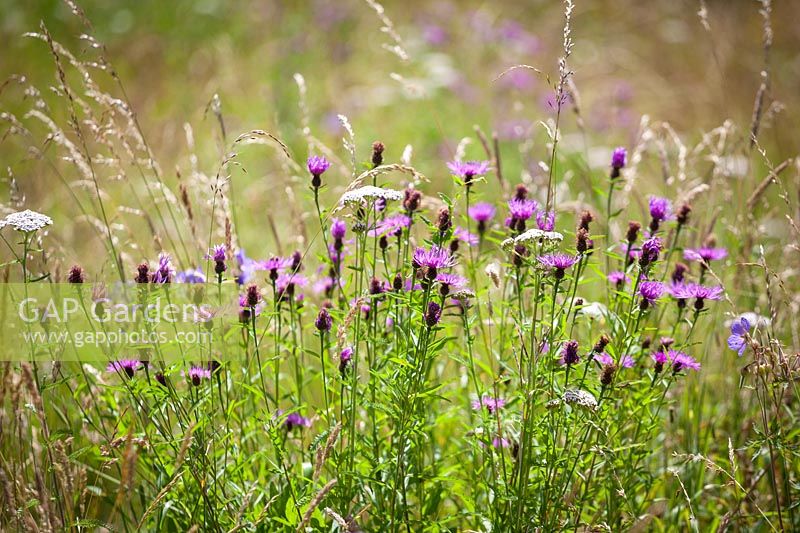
[[187, 366, 211, 386], [413, 245, 456, 280], [454, 226, 478, 247], [684, 247, 728, 264], [1, 209, 53, 232], [68, 265, 85, 284], [727, 316, 750, 356], [536, 210, 555, 231], [208, 244, 227, 277], [235, 249, 261, 285], [262, 256, 291, 282], [403, 188, 422, 213], [152, 253, 175, 284], [668, 350, 701, 373], [307, 155, 330, 188], [651, 351, 668, 374], [368, 214, 410, 238], [340, 185, 403, 206], [648, 196, 672, 232], [638, 280, 665, 309], [594, 352, 634, 368], [276, 273, 308, 300], [468, 202, 496, 234], [560, 340, 580, 366], [331, 218, 347, 240], [244, 284, 262, 308], [424, 301, 442, 328], [107, 359, 139, 378], [607, 271, 629, 287], [436, 272, 467, 297], [639, 236, 662, 267], [610, 147, 626, 178], [315, 307, 332, 333], [447, 160, 490, 183], [472, 396, 506, 414], [135, 263, 150, 284], [339, 346, 353, 374], [284, 412, 312, 431], [507, 198, 537, 232], [670, 282, 723, 310], [537, 253, 578, 279]]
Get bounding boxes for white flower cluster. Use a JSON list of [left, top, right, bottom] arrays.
[[340, 186, 403, 206], [1, 210, 53, 232], [562, 389, 598, 411], [501, 228, 564, 252]]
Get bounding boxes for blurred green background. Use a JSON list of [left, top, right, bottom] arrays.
[[1, 0, 798, 269]]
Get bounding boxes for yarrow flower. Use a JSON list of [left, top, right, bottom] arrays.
[[472, 396, 506, 414], [537, 253, 578, 279], [186, 366, 211, 386], [727, 316, 751, 356], [562, 389, 598, 411], [340, 186, 403, 206], [638, 280, 665, 309], [107, 359, 139, 378], [1, 209, 53, 232], [684, 247, 727, 264], [447, 160, 490, 187]]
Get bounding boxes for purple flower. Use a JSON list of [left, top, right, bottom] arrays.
[[187, 366, 211, 386], [684, 247, 727, 263], [208, 244, 226, 263], [454, 226, 478, 246], [331, 218, 347, 240], [472, 396, 506, 414], [611, 147, 627, 169], [107, 359, 139, 378], [262, 256, 291, 282], [669, 350, 701, 373], [669, 282, 723, 310], [560, 340, 580, 366], [594, 352, 634, 368], [468, 202, 496, 223], [284, 412, 312, 431], [538, 253, 578, 279], [607, 271, 629, 286], [649, 196, 672, 222], [507, 198, 537, 223], [276, 273, 308, 299], [651, 351, 668, 373], [447, 160, 490, 185], [727, 317, 750, 356], [339, 346, 354, 373], [175, 268, 206, 284], [639, 280, 665, 307], [413, 245, 456, 272], [315, 307, 332, 333], [152, 253, 175, 284], [368, 214, 410, 238], [639, 236, 663, 266], [307, 155, 330, 177], [424, 301, 442, 327], [535, 210, 555, 231], [436, 272, 467, 289]]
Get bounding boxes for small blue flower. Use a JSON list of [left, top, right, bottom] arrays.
[[727, 317, 751, 356]]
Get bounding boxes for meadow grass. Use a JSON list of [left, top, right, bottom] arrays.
[[0, 0, 798, 531]]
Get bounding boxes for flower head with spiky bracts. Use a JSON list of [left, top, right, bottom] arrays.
[[368, 214, 410, 238], [152, 253, 175, 284], [560, 340, 580, 366], [607, 271, 629, 287], [284, 411, 312, 431], [448, 160, 490, 188], [538, 253, 578, 279], [684, 247, 727, 264], [468, 202, 496, 225], [187, 366, 211, 386], [648, 196, 672, 231], [639, 280, 665, 309], [536, 210, 555, 231], [472, 396, 506, 414], [107, 359, 139, 378], [639, 236, 662, 267], [453, 226, 478, 247], [669, 282, 723, 310], [507, 198, 538, 232]]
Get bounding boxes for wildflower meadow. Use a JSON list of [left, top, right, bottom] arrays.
[[0, 0, 798, 531]]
